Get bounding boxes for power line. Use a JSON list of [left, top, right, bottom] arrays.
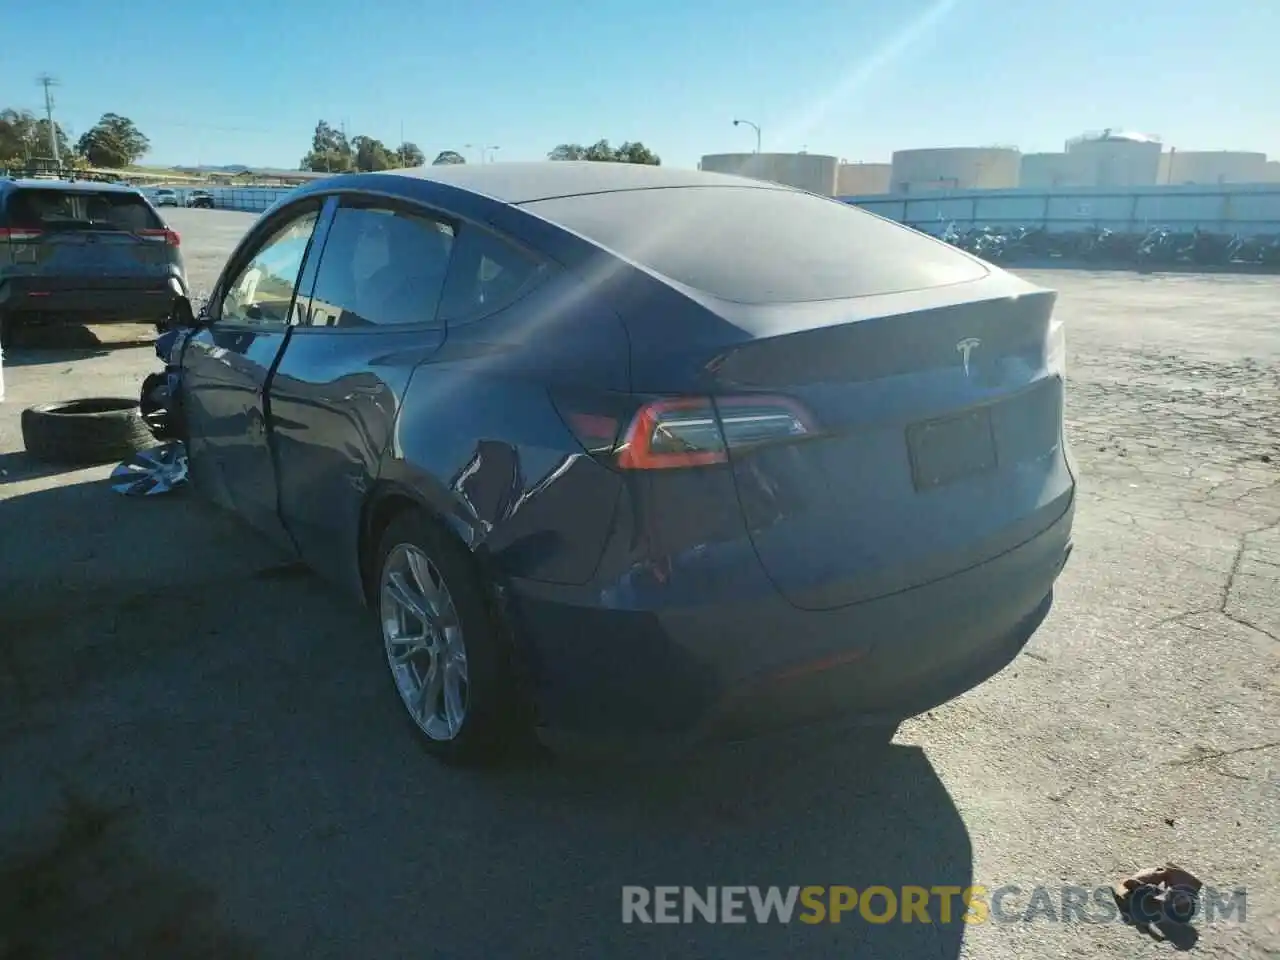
[[36, 73, 60, 166]]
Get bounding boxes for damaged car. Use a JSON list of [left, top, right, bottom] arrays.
[[150, 162, 1075, 765]]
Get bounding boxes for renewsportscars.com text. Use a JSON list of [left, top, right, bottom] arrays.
[[621, 885, 1247, 925]]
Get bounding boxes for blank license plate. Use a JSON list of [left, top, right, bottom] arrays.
[[907, 408, 997, 491]]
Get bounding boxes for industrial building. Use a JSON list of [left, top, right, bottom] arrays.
[[888, 147, 1020, 194], [1159, 150, 1268, 185], [699, 130, 1278, 196], [1063, 130, 1163, 187], [1021, 130, 1164, 188], [698, 152, 838, 195], [836, 161, 891, 195]]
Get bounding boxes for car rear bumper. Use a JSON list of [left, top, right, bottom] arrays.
[[0, 274, 186, 320], [511, 496, 1074, 749]]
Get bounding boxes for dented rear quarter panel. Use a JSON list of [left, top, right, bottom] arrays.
[[381, 270, 632, 586]]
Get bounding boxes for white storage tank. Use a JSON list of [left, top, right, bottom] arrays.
[[698, 152, 839, 195], [1159, 150, 1269, 184], [836, 161, 891, 196], [1064, 130, 1162, 187], [889, 147, 1020, 194], [1020, 152, 1093, 188]]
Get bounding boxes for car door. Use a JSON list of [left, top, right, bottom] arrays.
[[268, 195, 455, 594], [182, 198, 327, 546]]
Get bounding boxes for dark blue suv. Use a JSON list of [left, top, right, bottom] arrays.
[[0, 179, 188, 346]]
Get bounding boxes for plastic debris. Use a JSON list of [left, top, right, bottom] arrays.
[[1114, 863, 1203, 938], [111, 442, 189, 496]]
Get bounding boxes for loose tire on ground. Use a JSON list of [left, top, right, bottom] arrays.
[[21, 398, 156, 465], [375, 509, 527, 765]]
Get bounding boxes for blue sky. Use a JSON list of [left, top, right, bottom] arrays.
[[3, 0, 1274, 169]]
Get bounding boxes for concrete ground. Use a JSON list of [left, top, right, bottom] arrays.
[[0, 208, 1276, 959]]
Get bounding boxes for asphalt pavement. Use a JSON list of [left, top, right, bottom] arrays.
[[0, 208, 1276, 959]]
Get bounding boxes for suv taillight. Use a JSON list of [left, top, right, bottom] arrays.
[[139, 228, 181, 246], [552, 390, 816, 470]]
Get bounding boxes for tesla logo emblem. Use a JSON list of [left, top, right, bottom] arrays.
[[956, 338, 982, 377]]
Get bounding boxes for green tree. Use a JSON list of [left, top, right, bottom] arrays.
[[548, 143, 587, 161], [431, 150, 466, 165], [76, 113, 150, 168], [300, 120, 353, 173], [353, 135, 392, 171], [615, 141, 661, 165], [33, 118, 72, 162], [0, 109, 72, 167], [0, 109, 37, 165], [394, 142, 426, 167], [548, 139, 660, 165]]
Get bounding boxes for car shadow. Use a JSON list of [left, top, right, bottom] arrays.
[[3, 324, 154, 364], [0, 450, 81, 485], [0, 474, 974, 959]]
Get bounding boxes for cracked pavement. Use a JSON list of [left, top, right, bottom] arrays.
[[0, 213, 1276, 959]]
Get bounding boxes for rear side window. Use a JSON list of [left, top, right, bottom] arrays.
[[4, 188, 163, 233], [523, 186, 988, 304], [438, 226, 546, 325], [306, 203, 455, 328]]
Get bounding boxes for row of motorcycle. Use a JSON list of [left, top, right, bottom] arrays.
[[927, 223, 1280, 270]]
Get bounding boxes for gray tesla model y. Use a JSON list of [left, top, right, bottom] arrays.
[[168, 162, 1074, 764]]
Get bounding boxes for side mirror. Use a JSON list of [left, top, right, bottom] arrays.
[[168, 296, 199, 330]]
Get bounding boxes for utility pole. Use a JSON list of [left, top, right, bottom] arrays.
[[37, 74, 61, 168]]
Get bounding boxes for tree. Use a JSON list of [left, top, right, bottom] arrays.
[[0, 109, 37, 165], [548, 139, 660, 165], [394, 142, 425, 167], [431, 150, 466, 165], [76, 113, 150, 168], [352, 135, 392, 172], [300, 120, 353, 173], [548, 143, 587, 161], [33, 118, 72, 162], [1, 109, 71, 166]]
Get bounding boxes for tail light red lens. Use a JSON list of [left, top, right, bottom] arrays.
[[618, 398, 726, 469], [551, 389, 816, 470], [140, 228, 181, 246], [0, 228, 43, 241]]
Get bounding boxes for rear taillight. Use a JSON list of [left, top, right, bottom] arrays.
[[551, 389, 816, 470], [618, 398, 727, 469], [140, 228, 181, 246], [0, 228, 43, 241]]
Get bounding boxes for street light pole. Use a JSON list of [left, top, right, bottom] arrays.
[[485, 145, 501, 164], [733, 118, 761, 154]]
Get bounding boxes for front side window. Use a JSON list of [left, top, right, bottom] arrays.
[[306, 203, 454, 328], [220, 209, 320, 327]]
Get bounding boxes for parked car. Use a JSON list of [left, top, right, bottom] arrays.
[[0, 179, 188, 346], [186, 190, 215, 209], [153, 188, 179, 207], [162, 163, 1075, 765]]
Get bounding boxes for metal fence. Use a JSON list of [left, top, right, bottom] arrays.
[[839, 183, 1280, 237], [141, 185, 297, 212]]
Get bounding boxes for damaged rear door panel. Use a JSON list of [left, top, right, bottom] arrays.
[[267, 197, 454, 594]]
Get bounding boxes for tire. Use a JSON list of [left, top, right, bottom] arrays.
[[21, 398, 156, 465], [375, 509, 526, 765]]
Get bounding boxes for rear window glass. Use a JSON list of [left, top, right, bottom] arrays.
[[523, 186, 987, 304], [4, 188, 163, 233]]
